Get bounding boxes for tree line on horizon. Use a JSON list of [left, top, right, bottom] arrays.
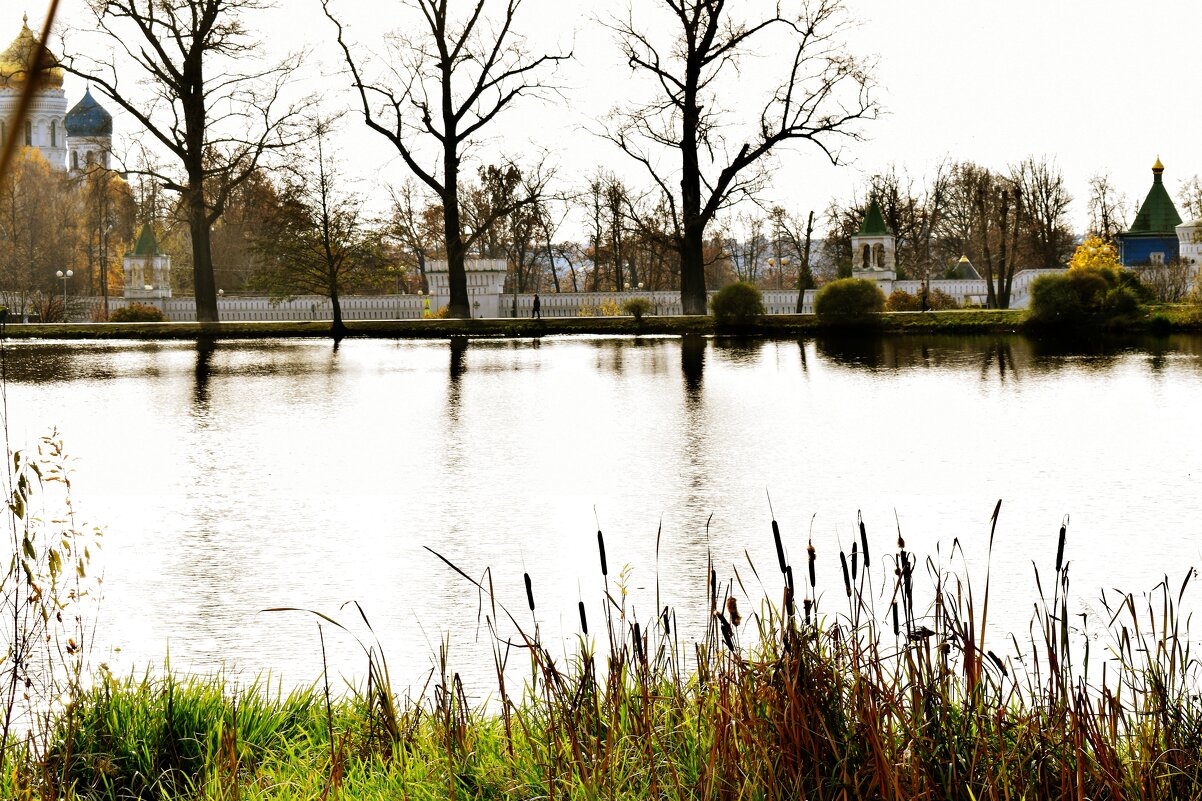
[[4, 0, 1202, 323]]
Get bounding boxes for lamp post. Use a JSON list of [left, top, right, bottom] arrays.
[[55, 270, 73, 321], [101, 223, 113, 318]]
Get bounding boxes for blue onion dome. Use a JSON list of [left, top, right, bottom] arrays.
[[65, 88, 114, 138]]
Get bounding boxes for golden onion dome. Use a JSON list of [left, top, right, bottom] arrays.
[[0, 15, 65, 91], [1153, 156, 1165, 174]]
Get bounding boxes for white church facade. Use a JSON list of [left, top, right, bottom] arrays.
[[1, 15, 115, 175]]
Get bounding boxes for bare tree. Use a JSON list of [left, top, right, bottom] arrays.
[[250, 125, 384, 338], [1087, 173, 1128, 240], [1011, 156, 1073, 270], [389, 180, 442, 293], [608, 0, 877, 314], [62, 0, 308, 323], [1177, 175, 1202, 221], [322, 0, 566, 318]]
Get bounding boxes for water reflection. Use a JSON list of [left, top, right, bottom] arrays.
[[1, 333, 1200, 693], [193, 338, 216, 412], [681, 335, 705, 396], [711, 336, 762, 365]]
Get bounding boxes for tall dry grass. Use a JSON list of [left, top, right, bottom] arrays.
[[10, 501, 1202, 800]]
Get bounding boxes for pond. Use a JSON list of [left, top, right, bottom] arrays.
[[4, 333, 1201, 698]]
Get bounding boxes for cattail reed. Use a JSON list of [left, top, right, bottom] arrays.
[[578, 601, 588, 634], [633, 622, 644, 660], [524, 572, 535, 612], [840, 551, 852, 597], [783, 585, 794, 616], [773, 519, 786, 574], [807, 539, 816, 588], [891, 601, 899, 636], [851, 541, 859, 581], [597, 530, 608, 576], [785, 564, 795, 597], [717, 613, 734, 651], [859, 511, 870, 570], [726, 596, 742, 627], [803, 597, 813, 626], [1055, 515, 1068, 573], [661, 606, 671, 636]]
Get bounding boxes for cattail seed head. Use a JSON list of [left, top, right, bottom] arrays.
[[851, 541, 859, 581], [859, 514, 870, 570], [840, 551, 852, 597], [807, 540, 816, 588], [773, 520, 786, 574], [524, 572, 535, 612], [1055, 520, 1067, 574], [597, 530, 608, 576], [726, 597, 741, 627], [578, 601, 588, 634]]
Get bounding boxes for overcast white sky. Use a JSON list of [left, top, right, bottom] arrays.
[[7, 0, 1202, 234]]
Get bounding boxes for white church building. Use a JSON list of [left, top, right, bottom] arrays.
[[0, 15, 115, 174]]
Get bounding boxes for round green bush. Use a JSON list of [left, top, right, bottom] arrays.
[[814, 278, 886, 320], [1029, 266, 1146, 327], [621, 296, 653, 322], [709, 281, 764, 324], [109, 303, 168, 323]]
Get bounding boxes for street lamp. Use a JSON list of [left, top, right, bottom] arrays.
[[55, 270, 73, 320]]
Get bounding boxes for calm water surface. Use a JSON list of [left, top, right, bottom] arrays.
[[4, 334, 1202, 697]]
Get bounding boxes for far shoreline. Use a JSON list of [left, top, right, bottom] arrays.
[[1, 306, 1200, 340]]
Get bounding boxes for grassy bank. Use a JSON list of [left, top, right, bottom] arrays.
[[4, 305, 1201, 341], [6, 511, 1202, 800]]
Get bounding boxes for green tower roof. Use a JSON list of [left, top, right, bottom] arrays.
[[856, 198, 890, 236], [1126, 159, 1182, 235], [132, 224, 158, 256]]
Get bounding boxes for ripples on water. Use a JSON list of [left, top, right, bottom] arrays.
[[3, 333, 1201, 698]]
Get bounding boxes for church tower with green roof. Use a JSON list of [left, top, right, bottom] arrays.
[[122, 223, 173, 303], [851, 197, 896, 279], [1117, 158, 1182, 267]]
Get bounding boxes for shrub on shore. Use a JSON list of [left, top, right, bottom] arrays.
[[621, 296, 653, 321], [886, 287, 960, 311], [814, 277, 886, 320], [709, 281, 764, 324], [1029, 265, 1148, 327], [109, 303, 168, 323]]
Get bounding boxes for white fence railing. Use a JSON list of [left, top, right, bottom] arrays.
[[93, 269, 1065, 322]]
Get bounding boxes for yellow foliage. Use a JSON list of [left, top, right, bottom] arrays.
[[423, 305, 449, 319], [1069, 236, 1121, 272], [577, 303, 597, 317], [598, 299, 623, 316]]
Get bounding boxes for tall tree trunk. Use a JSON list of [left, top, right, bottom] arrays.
[[679, 72, 707, 315], [796, 210, 814, 313], [330, 282, 345, 339], [187, 185, 219, 323]]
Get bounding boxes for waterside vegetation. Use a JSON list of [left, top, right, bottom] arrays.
[[4, 494, 1202, 800]]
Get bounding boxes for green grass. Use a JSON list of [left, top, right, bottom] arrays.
[[7, 506, 1202, 799]]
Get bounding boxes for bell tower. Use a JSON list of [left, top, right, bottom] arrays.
[[851, 197, 896, 280]]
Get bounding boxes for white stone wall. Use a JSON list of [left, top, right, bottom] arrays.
[[96, 268, 1068, 321]]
